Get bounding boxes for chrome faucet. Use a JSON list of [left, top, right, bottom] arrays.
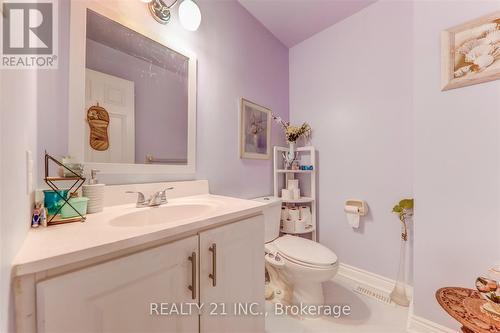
[[126, 187, 174, 208]]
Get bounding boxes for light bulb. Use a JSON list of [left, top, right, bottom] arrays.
[[178, 0, 201, 31]]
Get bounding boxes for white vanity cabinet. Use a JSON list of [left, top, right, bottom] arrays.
[[31, 216, 264, 333], [200, 215, 265, 333], [36, 235, 200, 333]]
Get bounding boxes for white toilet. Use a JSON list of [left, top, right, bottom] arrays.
[[254, 197, 339, 306]]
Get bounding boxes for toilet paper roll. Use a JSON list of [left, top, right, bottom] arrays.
[[282, 218, 295, 233], [345, 205, 360, 228], [281, 189, 292, 201], [289, 207, 300, 222], [294, 218, 307, 233], [292, 188, 300, 200], [299, 206, 311, 221], [287, 179, 299, 190], [281, 206, 289, 220]]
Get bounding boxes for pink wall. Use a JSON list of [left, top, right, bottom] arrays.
[[290, 0, 414, 283], [413, 0, 500, 328], [37, 0, 289, 198]]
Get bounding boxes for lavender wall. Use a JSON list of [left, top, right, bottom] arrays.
[[86, 39, 189, 164], [290, 0, 500, 330], [413, 0, 500, 328], [0, 70, 38, 332], [37, 0, 289, 199], [289, 1, 414, 283]]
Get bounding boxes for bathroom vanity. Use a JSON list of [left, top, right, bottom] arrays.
[[13, 181, 265, 333], [13, 3, 267, 332]]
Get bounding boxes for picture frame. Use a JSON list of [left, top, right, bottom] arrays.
[[240, 98, 271, 160], [441, 11, 500, 91]]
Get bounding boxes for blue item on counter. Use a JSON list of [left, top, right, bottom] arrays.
[[44, 189, 69, 215]]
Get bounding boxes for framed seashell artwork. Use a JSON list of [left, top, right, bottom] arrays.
[[441, 11, 500, 91]]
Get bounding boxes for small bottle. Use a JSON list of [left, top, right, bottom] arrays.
[[31, 203, 42, 228]]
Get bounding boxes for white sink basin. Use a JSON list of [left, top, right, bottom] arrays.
[[109, 203, 216, 227]]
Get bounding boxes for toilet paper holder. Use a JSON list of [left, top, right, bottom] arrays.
[[344, 199, 368, 216]]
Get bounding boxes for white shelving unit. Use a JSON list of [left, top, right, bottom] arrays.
[[273, 145, 317, 242]]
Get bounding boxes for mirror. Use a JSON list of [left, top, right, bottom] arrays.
[[69, 3, 196, 174], [86, 10, 188, 165]]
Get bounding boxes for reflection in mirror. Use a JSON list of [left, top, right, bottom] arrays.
[[85, 10, 189, 165]]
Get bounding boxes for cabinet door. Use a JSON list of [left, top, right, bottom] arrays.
[[36, 236, 199, 333], [199, 215, 265, 333]]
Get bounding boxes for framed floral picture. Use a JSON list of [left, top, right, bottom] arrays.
[[441, 11, 500, 91], [240, 98, 271, 160]]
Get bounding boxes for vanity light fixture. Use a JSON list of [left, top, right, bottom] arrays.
[[178, 0, 202, 31], [143, 0, 201, 31]]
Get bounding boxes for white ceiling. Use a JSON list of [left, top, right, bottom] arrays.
[[238, 0, 376, 48]]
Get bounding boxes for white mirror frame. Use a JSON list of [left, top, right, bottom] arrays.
[[68, 1, 197, 175]]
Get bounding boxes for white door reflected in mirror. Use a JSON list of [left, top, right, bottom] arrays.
[[85, 69, 135, 164]]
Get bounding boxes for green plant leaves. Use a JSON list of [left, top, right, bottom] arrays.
[[399, 199, 414, 210], [392, 205, 403, 213], [392, 198, 414, 218]]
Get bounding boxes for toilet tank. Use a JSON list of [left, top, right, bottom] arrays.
[[253, 196, 282, 243]]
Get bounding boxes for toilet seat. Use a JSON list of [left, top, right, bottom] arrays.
[[278, 251, 338, 269], [272, 235, 338, 267]]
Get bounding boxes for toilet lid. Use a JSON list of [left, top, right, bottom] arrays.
[[273, 235, 337, 266]]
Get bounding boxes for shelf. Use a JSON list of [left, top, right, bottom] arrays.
[[281, 197, 314, 204], [273, 145, 317, 241], [280, 225, 315, 235], [275, 145, 315, 152], [276, 169, 314, 174], [47, 215, 86, 226], [45, 177, 83, 181]]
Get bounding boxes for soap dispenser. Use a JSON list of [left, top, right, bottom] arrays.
[[82, 169, 105, 213]]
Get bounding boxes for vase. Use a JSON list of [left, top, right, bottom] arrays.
[[283, 142, 297, 169], [390, 211, 411, 307], [252, 134, 259, 149]]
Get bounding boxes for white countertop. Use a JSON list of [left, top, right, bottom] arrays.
[[13, 194, 265, 276]]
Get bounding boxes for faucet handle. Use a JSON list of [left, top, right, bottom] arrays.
[[126, 191, 146, 207], [160, 187, 174, 202]]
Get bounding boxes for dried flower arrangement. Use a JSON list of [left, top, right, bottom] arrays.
[[272, 114, 311, 143], [392, 199, 414, 241], [249, 113, 265, 135]]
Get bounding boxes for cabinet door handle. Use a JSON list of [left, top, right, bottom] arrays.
[[208, 243, 217, 287], [188, 252, 197, 300]]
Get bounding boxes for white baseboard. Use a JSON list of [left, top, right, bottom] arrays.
[[337, 263, 457, 333], [337, 262, 413, 298], [407, 303, 458, 333]]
